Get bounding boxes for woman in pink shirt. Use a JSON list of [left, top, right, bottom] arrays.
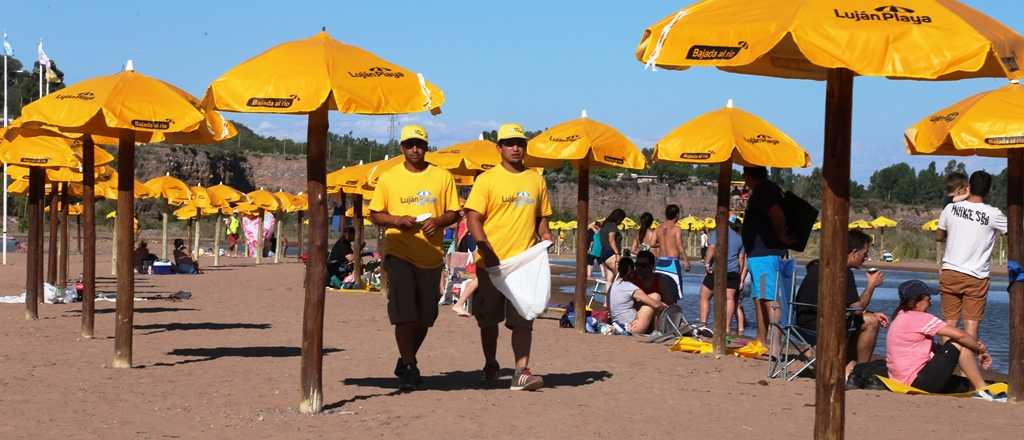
[[885, 280, 1003, 401]]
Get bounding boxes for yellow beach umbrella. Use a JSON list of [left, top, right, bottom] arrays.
[[207, 183, 247, 207], [922, 219, 940, 232], [528, 112, 647, 332], [565, 220, 578, 230], [678, 215, 701, 229], [173, 201, 219, 220], [0, 132, 87, 169], [233, 202, 259, 216], [848, 220, 874, 230], [145, 174, 191, 205], [653, 100, 810, 168], [549, 221, 564, 231], [870, 216, 898, 229], [907, 81, 1024, 158], [290, 193, 308, 212], [248, 188, 282, 212], [96, 173, 157, 200], [190, 186, 213, 209], [619, 217, 639, 231], [327, 163, 371, 196], [703, 217, 716, 230], [635, 0, 1024, 414], [203, 28, 446, 413], [427, 137, 500, 173]]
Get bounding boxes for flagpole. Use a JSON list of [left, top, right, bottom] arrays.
[[2, 50, 8, 266]]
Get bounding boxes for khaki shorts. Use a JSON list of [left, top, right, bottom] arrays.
[[383, 256, 442, 327], [939, 269, 990, 322], [472, 270, 533, 330]]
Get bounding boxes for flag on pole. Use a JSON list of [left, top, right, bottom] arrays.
[[37, 40, 50, 67], [2, 33, 12, 56]]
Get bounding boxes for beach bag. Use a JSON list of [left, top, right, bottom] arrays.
[[485, 240, 552, 321], [588, 231, 602, 258], [781, 191, 818, 252]]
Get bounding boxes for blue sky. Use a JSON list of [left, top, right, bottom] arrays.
[[3, 0, 1019, 182]]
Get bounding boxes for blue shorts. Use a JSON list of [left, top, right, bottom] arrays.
[[748, 255, 782, 301], [656, 257, 683, 292]]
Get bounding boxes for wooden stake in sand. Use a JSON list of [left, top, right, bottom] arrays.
[[712, 162, 730, 354], [47, 183, 58, 285], [213, 215, 221, 267], [352, 194, 364, 285], [25, 167, 44, 319], [1007, 150, 1024, 401], [113, 131, 136, 369], [572, 162, 589, 332], [59, 183, 69, 290], [81, 137, 97, 338]]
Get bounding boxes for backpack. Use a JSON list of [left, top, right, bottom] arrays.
[[781, 191, 819, 252]]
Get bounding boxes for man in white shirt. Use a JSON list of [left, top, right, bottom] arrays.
[[937, 171, 1007, 338]]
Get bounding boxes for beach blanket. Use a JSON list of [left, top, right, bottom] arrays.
[[876, 376, 1008, 397], [485, 241, 552, 320], [0, 283, 74, 304]]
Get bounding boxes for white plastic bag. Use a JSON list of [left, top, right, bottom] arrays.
[[485, 241, 552, 320]]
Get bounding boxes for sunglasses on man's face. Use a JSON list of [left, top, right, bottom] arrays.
[[401, 141, 429, 150], [499, 139, 527, 149]]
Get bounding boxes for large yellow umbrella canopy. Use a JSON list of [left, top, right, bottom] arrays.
[[0, 131, 89, 169], [190, 186, 213, 209], [17, 67, 213, 141], [232, 202, 260, 216], [527, 113, 647, 170], [653, 100, 810, 167], [906, 81, 1024, 157], [870, 216, 898, 229], [636, 0, 1024, 81], [678, 215, 702, 230], [173, 201, 219, 220], [7, 165, 82, 183], [427, 137, 500, 173], [327, 163, 371, 196], [207, 183, 247, 207], [848, 219, 874, 230], [922, 219, 940, 232], [145, 174, 192, 206], [247, 188, 282, 212], [203, 31, 444, 115], [290, 193, 308, 212], [274, 191, 298, 213], [95, 173, 157, 200]]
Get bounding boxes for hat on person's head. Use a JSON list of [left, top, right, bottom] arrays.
[[897, 280, 938, 302], [497, 123, 527, 142], [399, 125, 428, 144]]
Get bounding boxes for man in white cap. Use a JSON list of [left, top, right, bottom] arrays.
[[369, 124, 460, 390], [464, 123, 552, 391]]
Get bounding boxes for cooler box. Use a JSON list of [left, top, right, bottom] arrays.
[[152, 260, 174, 275]]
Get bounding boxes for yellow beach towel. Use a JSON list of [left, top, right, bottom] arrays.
[[670, 337, 713, 354], [877, 376, 1008, 397]]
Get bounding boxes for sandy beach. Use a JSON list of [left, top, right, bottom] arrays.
[[1, 241, 1021, 440]]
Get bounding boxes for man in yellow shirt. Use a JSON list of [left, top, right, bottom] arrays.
[[369, 125, 460, 390], [464, 123, 552, 391]]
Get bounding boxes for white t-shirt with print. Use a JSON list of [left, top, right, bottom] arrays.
[[938, 200, 1007, 279]]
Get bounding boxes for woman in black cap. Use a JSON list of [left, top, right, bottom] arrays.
[[885, 279, 1002, 401]]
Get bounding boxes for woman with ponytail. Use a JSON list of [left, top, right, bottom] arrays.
[[607, 256, 668, 335], [631, 212, 659, 255]]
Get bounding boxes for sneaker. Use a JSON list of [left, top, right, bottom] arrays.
[[394, 360, 422, 391], [972, 389, 1008, 403], [510, 368, 544, 391], [695, 326, 714, 339], [482, 362, 501, 383]]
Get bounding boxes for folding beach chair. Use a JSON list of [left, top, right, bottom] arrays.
[[768, 259, 803, 379], [586, 279, 609, 310]]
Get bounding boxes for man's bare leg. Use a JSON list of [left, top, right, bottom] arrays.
[[725, 288, 737, 334], [767, 300, 782, 358], [755, 299, 768, 344], [511, 327, 532, 370], [480, 325, 499, 367], [396, 323, 426, 365], [855, 314, 881, 363], [964, 319, 980, 339], [953, 342, 987, 390]]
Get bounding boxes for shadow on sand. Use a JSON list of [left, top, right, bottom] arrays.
[[151, 346, 343, 367], [63, 306, 200, 315], [133, 322, 272, 335], [338, 369, 612, 397]]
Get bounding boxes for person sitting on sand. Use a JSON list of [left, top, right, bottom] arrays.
[[885, 280, 1004, 402], [630, 250, 679, 306], [134, 240, 157, 274], [609, 256, 668, 335], [172, 238, 200, 274], [327, 228, 356, 282]]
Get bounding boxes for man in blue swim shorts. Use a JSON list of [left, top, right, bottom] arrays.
[[741, 167, 793, 349], [653, 204, 691, 297]]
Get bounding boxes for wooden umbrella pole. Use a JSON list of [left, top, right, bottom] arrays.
[[113, 131, 137, 369], [1007, 150, 1024, 401], [815, 68, 853, 440], [76, 215, 81, 254], [111, 219, 117, 276], [25, 168, 43, 319], [712, 161, 730, 354], [297, 210, 304, 260], [213, 215, 221, 267], [274, 213, 282, 263], [573, 162, 590, 332], [161, 207, 168, 260], [257, 208, 264, 264], [81, 138, 96, 338], [353, 194, 364, 285], [47, 184, 58, 285], [300, 102, 328, 414], [59, 182, 69, 290], [193, 215, 201, 259]]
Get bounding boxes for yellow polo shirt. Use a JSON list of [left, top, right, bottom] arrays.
[[369, 163, 459, 268], [463, 166, 552, 261]]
